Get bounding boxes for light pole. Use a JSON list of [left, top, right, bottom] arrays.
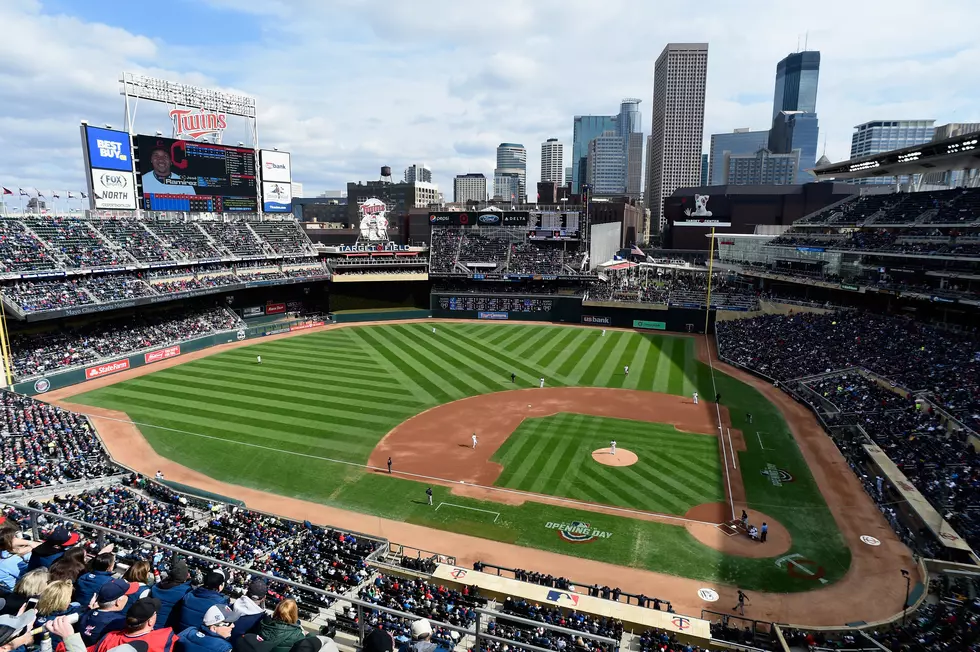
[[901, 569, 911, 626]]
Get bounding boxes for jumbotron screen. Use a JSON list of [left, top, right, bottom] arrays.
[[136, 135, 257, 212]]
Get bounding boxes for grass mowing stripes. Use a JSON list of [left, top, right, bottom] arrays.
[[71, 322, 851, 593]]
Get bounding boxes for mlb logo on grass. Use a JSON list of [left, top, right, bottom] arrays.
[[546, 590, 579, 607]]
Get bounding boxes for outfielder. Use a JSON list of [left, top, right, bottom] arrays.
[[432, 327, 436, 334], [610, 440, 617, 455], [539, 377, 545, 388], [602, 329, 606, 336], [471, 433, 478, 449], [256, 355, 262, 364], [624, 365, 629, 376], [693, 391, 699, 405]]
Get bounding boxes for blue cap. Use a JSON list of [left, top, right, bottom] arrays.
[[97, 578, 131, 603]]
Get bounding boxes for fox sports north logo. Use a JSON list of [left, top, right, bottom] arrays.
[[100, 173, 129, 188]]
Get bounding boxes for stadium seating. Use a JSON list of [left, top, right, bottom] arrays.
[[586, 272, 759, 310], [23, 216, 125, 268], [250, 221, 316, 256], [10, 305, 243, 378], [0, 219, 59, 272], [198, 221, 268, 256], [429, 226, 587, 275], [145, 220, 222, 259], [92, 219, 174, 262]]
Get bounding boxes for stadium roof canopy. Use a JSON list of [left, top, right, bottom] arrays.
[[813, 129, 979, 180]]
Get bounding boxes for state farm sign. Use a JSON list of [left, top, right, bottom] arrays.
[[145, 345, 181, 364], [86, 359, 131, 380]]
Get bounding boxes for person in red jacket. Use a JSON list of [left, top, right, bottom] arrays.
[[95, 597, 175, 652]]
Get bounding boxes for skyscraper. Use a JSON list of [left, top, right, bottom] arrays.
[[769, 111, 820, 183], [453, 173, 487, 204], [709, 129, 770, 185], [403, 164, 432, 184], [564, 167, 572, 185], [586, 130, 626, 195], [494, 143, 527, 202], [701, 154, 708, 186], [540, 138, 564, 183], [849, 120, 936, 185], [572, 115, 618, 193], [646, 43, 708, 232], [618, 99, 644, 200], [772, 51, 820, 121], [724, 148, 800, 186]]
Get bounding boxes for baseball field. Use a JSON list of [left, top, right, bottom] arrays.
[[66, 322, 853, 593]]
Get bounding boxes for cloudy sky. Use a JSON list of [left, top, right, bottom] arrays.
[[1, 0, 978, 201]]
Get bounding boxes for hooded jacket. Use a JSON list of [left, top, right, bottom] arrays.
[[176, 626, 234, 652], [230, 596, 265, 640], [74, 570, 115, 608], [151, 580, 193, 629], [175, 587, 229, 632]]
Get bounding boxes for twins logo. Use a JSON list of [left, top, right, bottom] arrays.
[[546, 590, 580, 607], [670, 617, 691, 631]]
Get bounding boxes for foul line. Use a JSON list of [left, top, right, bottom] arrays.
[[704, 334, 736, 522], [435, 502, 500, 523], [70, 410, 720, 527], [726, 428, 737, 470], [756, 431, 769, 451]]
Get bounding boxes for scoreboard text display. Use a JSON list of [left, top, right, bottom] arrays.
[[439, 296, 554, 313], [136, 135, 257, 212]]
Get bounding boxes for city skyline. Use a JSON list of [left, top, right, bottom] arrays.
[[0, 1, 978, 200]]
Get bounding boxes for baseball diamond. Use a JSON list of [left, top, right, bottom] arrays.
[[58, 321, 861, 597]]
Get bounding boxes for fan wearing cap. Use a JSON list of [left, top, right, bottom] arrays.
[[399, 619, 446, 652], [230, 580, 266, 641], [94, 597, 176, 652], [174, 572, 229, 633], [0, 608, 37, 652], [74, 552, 117, 608], [78, 578, 130, 646], [150, 560, 193, 630], [25, 528, 80, 572], [175, 604, 239, 652]]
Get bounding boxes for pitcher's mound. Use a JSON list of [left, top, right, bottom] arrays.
[[592, 448, 638, 467]]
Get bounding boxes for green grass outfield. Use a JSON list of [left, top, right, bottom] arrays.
[[71, 322, 851, 592], [493, 414, 724, 514]]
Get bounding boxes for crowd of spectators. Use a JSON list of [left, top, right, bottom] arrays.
[[199, 222, 267, 257], [3, 279, 91, 313], [23, 217, 124, 269], [509, 242, 563, 274], [250, 222, 315, 256], [93, 220, 173, 263], [428, 227, 584, 276], [359, 574, 482, 628], [9, 306, 242, 378], [586, 272, 758, 310], [0, 392, 116, 492], [0, 220, 58, 272]]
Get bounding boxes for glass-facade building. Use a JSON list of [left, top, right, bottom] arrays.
[[769, 111, 819, 184], [572, 115, 618, 193], [586, 130, 626, 195], [849, 120, 936, 185], [494, 142, 527, 202], [772, 51, 820, 121], [725, 148, 800, 186], [708, 129, 770, 185]]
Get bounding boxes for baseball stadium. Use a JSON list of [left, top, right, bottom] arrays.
[[1, 75, 979, 652]]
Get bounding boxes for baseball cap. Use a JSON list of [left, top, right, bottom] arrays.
[[246, 579, 268, 601], [98, 578, 132, 604], [169, 559, 190, 582], [128, 597, 161, 623], [0, 609, 37, 646], [47, 526, 80, 547], [410, 619, 432, 639], [362, 629, 393, 652], [203, 604, 240, 627]]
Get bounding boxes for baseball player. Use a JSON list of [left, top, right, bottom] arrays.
[[432, 327, 436, 334], [602, 329, 606, 336], [692, 391, 698, 405], [426, 487, 433, 506], [539, 377, 545, 388], [256, 355, 262, 364], [511, 372, 516, 383], [624, 365, 629, 376], [471, 433, 478, 449], [610, 440, 617, 455]]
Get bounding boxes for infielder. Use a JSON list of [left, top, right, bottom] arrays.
[[692, 391, 699, 405], [471, 433, 478, 449], [256, 355, 262, 364], [539, 377, 545, 388], [610, 440, 617, 455]]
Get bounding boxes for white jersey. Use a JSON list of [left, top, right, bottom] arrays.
[[539, 378, 545, 388]]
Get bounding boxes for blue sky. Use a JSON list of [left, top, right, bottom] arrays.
[[1, 0, 978, 200]]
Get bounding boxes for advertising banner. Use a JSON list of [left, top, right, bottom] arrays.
[[633, 320, 666, 330], [289, 320, 325, 332], [91, 169, 138, 209], [262, 181, 292, 213], [266, 302, 286, 315], [478, 311, 509, 320], [85, 359, 130, 380], [260, 150, 291, 182], [582, 315, 611, 325], [144, 345, 181, 364], [502, 212, 528, 226], [243, 306, 264, 317], [84, 126, 133, 172], [135, 135, 257, 213]]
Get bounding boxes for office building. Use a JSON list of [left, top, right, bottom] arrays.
[[453, 173, 487, 204], [572, 115, 618, 193], [564, 167, 572, 185], [700, 154, 708, 186], [725, 148, 800, 186], [646, 43, 708, 232], [494, 142, 526, 202], [849, 120, 936, 185], [618, 99, 644, 199], [540, 138, 564, 183], [769, 112, 819, 183], [290, 182, 304, 198], [772, 51, 820, 121], [586, 130, 626, 195], [403, 164, 432, 184], [709, 129, 770, 185]]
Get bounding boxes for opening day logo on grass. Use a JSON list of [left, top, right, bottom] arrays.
[[762, 463, 794, 487], [546, 521, 613, 543]]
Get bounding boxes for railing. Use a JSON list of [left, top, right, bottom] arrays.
[[386, 542, 456, 566]]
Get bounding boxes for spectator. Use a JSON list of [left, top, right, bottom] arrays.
[[25, 528, 80, 572], [78, 578, 131, 646], [230, 579, 267, 640], [74, 552, 116, 607], [1, 568, 49, 616], [47, 548, 87, 584], [255, 599, 314, 652], [0, 528, 36, 592], [33, 580, 80, 647], [175, 572, 229, 633], [176, 603, 239, 652], [94, 596, 176, 652]]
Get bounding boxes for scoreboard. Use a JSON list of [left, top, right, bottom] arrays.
[[528, 211, 580, 240], [439, 296, 554, 313], [136, 135, 257, 212]]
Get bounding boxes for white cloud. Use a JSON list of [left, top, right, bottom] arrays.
[[0, 0, 978, 200]]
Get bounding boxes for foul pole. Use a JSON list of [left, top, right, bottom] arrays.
[[704, 226, 716, 334]]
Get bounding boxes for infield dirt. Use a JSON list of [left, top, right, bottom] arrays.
[[45, 320, 919, 627]]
